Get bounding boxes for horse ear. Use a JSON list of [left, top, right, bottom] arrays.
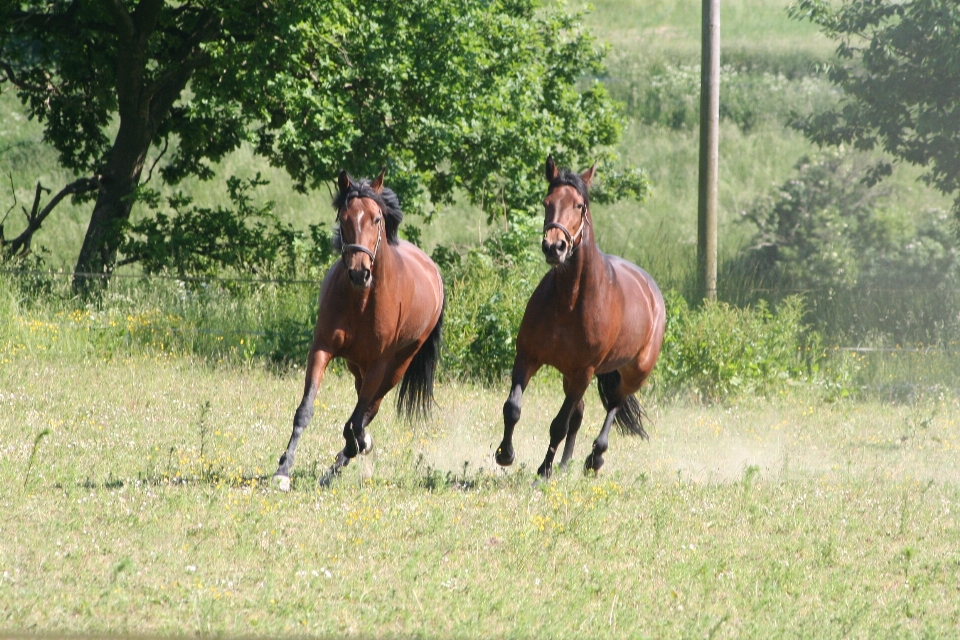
[[581, 163, 597, 187], [545, 156, 559, 182], [371, 167, 386, 195], [338, 169, 351, 192]]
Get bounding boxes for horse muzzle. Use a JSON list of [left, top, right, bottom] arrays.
[[348, 266, 372, 289], [542, 238, 569, 265]]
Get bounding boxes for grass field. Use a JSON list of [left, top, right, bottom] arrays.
[[1, 355, 959, 637], [3, 0, 960, 636]]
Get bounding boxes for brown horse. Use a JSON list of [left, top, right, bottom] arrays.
[[495, 157, 665, 478], [273, 169, 445, 489]]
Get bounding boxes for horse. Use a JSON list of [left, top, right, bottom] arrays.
[[495, 156, 666, 478], [273, 169, 445, 490]]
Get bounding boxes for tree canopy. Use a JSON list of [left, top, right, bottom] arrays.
[[1, 0, 641, 287], [790, 0, 960, 216]]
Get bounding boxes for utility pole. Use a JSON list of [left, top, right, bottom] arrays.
[[697, 0, 720, 301]]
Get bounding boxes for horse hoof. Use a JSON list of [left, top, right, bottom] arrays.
[[584, 452, 604, 475], [359, 432, 373, 456], [272, 475, 291, 492], [495, 445, 515, 467], [536, 462, 553, 479], [318, 466, 341, 488]]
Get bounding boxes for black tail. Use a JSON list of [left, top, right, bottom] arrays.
[[397, 298, 444, 419], [596, 370, 649, 439]]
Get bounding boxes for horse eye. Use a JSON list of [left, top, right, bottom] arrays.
[[576, 203, 584, 210]]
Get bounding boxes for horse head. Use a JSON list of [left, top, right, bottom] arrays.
[[541, 156, 596, 266], [336, 169, 388, 289]]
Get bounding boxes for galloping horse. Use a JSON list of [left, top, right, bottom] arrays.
[[273, 170, 445, 489], [495, 157, 665, 478]]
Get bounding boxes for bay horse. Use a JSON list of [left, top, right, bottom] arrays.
[[273, 169, 445, 489], [495, 157, 665, 478]]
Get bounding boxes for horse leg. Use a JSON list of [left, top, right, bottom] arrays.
[[319, 396, 384, 486], [585, 404, 619, 474], [342, 361, 389, 459], [537, 373, 591, 478], [274, 347, 333, 486], [558, 398, 585, 471], [496, 355, 541, 467], [323, 362, 366, 473], [585, 368, 647, 474]]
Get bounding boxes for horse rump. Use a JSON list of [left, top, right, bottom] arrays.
[[396, 298, 445, 419], [596, 370, 649, 439]]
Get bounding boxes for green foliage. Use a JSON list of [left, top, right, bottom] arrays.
[[437, 216, 546, 383], [790, 0, 960, 215], [120, 175, 320, 280], [1, 0, 640, 279], [735, 149, 960, 344], [739, 151, 889, 292], [657, 293, 813, 401]]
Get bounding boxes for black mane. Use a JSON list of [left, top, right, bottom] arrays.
[[548, 168, 591, 210], [332, 174, 403, 252]]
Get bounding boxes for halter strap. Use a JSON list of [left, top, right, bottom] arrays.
[[339, 212, 383, 266], [542, 207, 587, 253]]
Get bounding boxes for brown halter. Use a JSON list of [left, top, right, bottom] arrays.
[[543, 205, 587, 254], [338, 209, 383, 266]]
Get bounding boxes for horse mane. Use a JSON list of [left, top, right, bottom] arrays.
[[332, 174, 403, 252], [547, 168, 591, 211]]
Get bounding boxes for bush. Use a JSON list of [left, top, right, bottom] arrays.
[[656, 293, 812, 401], [436, 216, 546, 383], [735, 150, 960, 345]]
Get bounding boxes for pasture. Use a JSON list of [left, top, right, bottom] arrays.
[[3, 0, 960, 636], [1, 356, 959, 637]]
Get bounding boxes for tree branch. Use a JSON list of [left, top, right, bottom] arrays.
[[143, 136, 170, 185], [131, 0, 166, 47], [1, 177, 99, 261], [104, 0, 135, 42]]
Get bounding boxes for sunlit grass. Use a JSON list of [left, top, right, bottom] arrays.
[[1, 354, 959, 637]]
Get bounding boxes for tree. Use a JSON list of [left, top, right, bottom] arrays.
[[1, 0, 640, 291], [789, 0, 960, 217]]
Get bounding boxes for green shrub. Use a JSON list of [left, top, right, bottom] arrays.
[[656, 293, 812, 401], [734, 150, 960, 346], [436, 216, 546, 383]]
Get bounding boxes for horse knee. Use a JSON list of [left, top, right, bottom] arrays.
[[503, 398, 521, 425]]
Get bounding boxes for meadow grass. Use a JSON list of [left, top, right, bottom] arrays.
[[1, 354, 959, 637]]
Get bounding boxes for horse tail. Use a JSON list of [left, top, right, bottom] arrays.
[[596, 370, 649, 440], [397, 297, 445, 420]]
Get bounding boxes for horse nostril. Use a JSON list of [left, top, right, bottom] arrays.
[[556, 240, 567, 253]]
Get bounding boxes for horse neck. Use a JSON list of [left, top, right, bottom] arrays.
[[553, 219, 603, 308]]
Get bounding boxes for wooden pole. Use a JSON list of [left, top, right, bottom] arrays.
[[697, 0, 720, 301]]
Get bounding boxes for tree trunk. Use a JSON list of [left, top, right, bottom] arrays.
[[70, 0, 211, 295], [73, 116, 152, 294]]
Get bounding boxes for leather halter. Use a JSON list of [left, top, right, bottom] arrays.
[[338, 209, 383, 266], [542, 205, 587, 254]]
